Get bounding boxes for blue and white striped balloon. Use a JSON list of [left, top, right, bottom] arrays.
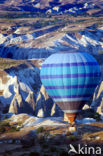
[[40, 52, 101, 114]]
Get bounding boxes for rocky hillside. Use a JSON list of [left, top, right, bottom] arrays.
[[0, 0, 103, 16], [0, 58, 63, 117], [0, 56, 103, 117], [0, 1, 103, 117], [0, 1, 103, 154], [0, 113, 103, 156], [0, 17, 103, 59]]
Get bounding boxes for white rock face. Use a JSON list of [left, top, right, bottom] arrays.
[[25, 91, 36, 112], [0, 24, 103, 116], [0, 57, 102, 116], [0, 62, 40, 110], [37, 108, 44, 117], [9, 114, 100, 129], [0, 62, 62, 116], [90, 64, 103, 114], [53, 6, 59, 12], [91, 81, 103, 114], [9, 83, 36, 114], [13, 114, 65, 128], [0, 26, 103, 59], [35, 85, 63, 117]]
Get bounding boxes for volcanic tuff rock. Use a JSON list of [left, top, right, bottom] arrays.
[[0, 59, 63, 116], [0, 26, 103, 59], [36, 85, 63, 117], [9, 84, 36, 114], [0, 59, 102, 116], [25, 91, 36, 112], [0, 0, 103, 16], [0, 60, 40, 114], [0, 3, 103, 116], [91, 81, 103, 114]]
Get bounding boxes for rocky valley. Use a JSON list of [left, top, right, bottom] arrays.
[[0, 0, 103, 156], [0, 13, 103, 116]]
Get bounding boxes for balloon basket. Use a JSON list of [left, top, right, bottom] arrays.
[[65, 113, 78, 134]]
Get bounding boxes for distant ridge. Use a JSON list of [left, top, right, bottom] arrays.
[[0, 0, 103, 15]]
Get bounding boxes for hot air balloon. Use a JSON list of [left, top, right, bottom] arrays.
[[40, 52, 101, 131]]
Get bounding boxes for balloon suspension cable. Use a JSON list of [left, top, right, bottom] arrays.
[[68, 122, 77, 134]]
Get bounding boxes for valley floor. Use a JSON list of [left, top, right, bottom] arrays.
[[0, 115, 103, 156]]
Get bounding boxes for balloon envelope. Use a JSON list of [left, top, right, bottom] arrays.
[[40, 52, 101, 121]]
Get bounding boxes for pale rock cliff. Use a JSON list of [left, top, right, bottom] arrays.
[[25, 91, 36, 113], [0, 60, 103, 116], [9, 83, 36, 114], [0, 26, 103, 59], [91, 81, 103, 114], [35, 85, 63, 117]]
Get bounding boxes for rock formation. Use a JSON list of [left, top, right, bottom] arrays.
[[35, 85, 53, 117], [9, 83, 25, 114], [91, 81, 103, 114], [35, 85, 63, 117], [9, 83, 36, 115], [25, 91, 36, 113]]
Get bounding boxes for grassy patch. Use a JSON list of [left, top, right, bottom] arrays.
[[36, 127, 45, 133], [0, 57, 26, 69], [17, 122, 22, 127], [0, 119, 10, 127], [0, 119, 20, 134]]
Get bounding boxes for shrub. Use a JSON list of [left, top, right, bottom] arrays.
[[0, 120, 10, 127], [44, 131, 50, 137], [36, 127, 45, 133], [94, 114, 102, 121], [0, 119, 20, 133], [67, 135, 79, 141], [16, 127, 20, 131], [3, 115, 8, 120], [17, 122, 22, 127], [7, 127, 19, 133], [0, 120, 10, 133]]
